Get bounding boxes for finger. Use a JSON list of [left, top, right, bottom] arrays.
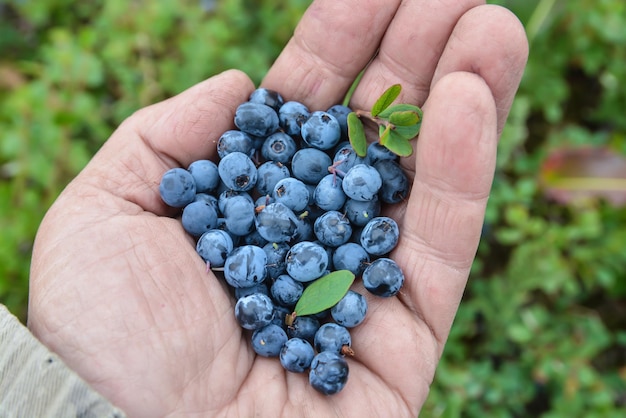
[[261, 0, 401, 110], [432, 5, 529, 135], [80, 70, 254, 214], [393, 71, 497, 349], [352, 0, 484, 108]]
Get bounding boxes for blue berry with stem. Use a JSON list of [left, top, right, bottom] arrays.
[[309, 352, 349, 395], [255, 202, 299, 243], [343, 196, 381, 227], [314, 210, 352, 248], [272, 177, 310, 213], [314, 323, 352, 355], [360, 216, 400, 256]]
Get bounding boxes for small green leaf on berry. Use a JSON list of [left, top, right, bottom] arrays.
[[371, 84, 402, 117], [294, 270, 355, 317], [347, 112, 367, 157]]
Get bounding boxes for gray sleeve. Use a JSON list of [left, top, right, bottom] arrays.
[[0, 305, 126, 418]]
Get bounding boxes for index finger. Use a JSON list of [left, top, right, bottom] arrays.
[[260, 0, 401, 109]]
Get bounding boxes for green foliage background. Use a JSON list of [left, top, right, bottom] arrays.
[[0, 0, 624, 416]]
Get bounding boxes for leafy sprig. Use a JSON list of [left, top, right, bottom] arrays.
[[347, 84, 423, 157]]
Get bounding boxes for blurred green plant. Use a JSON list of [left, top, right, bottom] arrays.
[[423, 0, 626, 416], [0, 0, 310, 319]]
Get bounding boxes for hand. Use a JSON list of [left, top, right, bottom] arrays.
[[28, 1, 528, 417]]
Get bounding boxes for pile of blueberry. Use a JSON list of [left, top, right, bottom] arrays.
[[159, 88, 408, 395]]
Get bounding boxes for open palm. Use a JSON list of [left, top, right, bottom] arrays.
[[28, 1, 528, 417]]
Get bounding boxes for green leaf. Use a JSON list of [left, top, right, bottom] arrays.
[[347, 112, 367, 157], [371, 84, 402, 117], [380, 130, 414, 157], [294, 270, 355, 317], [393, 123, 421, 141], [389, 110, 420, 126], [377, 103, 422, 119]]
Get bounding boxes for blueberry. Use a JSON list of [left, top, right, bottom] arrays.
[[196, 229, 234, 268], [261, 132, 298, 164], [234, 293, 274, 330], [291, 148, 332, 185], [341, 163, 382, 201], [280, 338, 315, 373], [374, 159, 409, 204], [194, 193, 219, 213], [218, 151, 257, 192], [218, 189, 253, 214], [255, 202, 299, 243], [309, 351, 349, 395], [217, 130, 255, 159], [262, 241, 290, 279], [249, 87, 284, 111], [331, 290, 368, 328], [332, 142, 365, 173], [343, 196, 381, 227], [313, 210, 352, 248], [235, 282, 270, 300], [224, 244, 267, 288], [286, 315, 320, 343], [326, 104, 352, 141], [159, 167, 196, 207], [278, 101, 310, 136], [301, 111, 341, 150], [255, 161, 290, 197], [242, 229, 269, 247], [314, 323, 352, 355], [362, 257, 404, 297], [292, 213, 314, 243], [182, 200, 218, 237], [313, 174, 347, 212], [187, 160, 220, 194], [272, 177, 310, 212], [360, 216, 399, 256], [270, 274, 304, 307], [270, 304, 292, 329], [286, 241, 329, 282], [221, 193, 256, 237], [364, 142, 399, 166], [251, 324, 288, 357], [234, 102, 279, 137], [332, 242, 370, 276]]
